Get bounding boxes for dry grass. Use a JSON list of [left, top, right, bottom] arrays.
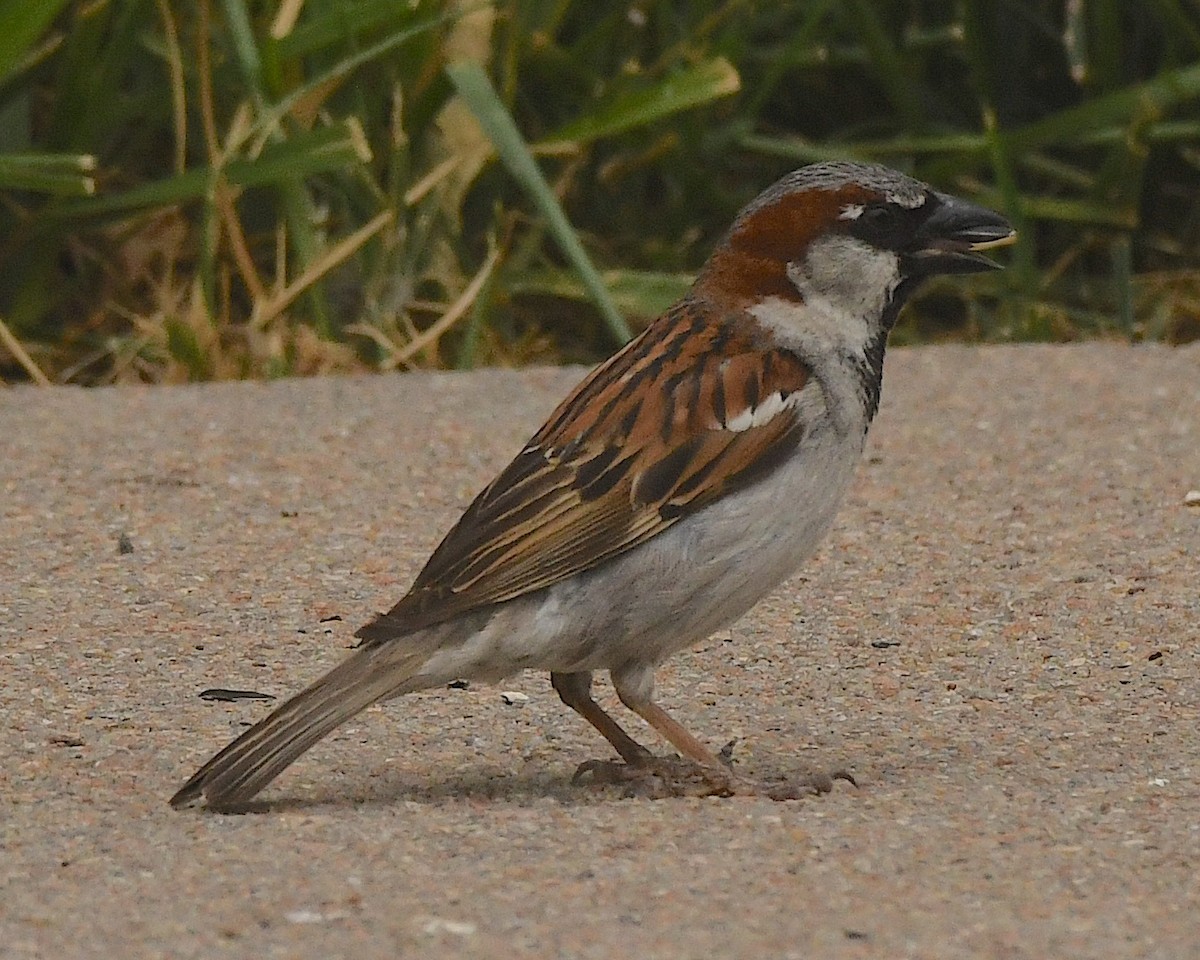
[[1, 1, 1198, 384]]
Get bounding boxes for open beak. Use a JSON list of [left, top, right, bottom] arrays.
[[908, 192, 1017, 275]]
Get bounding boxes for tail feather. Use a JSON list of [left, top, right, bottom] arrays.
[[170, 645, 431, 811]]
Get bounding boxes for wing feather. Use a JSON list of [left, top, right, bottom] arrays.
[[355, 304, 812, 643]]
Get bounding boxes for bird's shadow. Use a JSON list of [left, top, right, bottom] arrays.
[[212, 765, 612, 815], [204, 754, 857, 815]]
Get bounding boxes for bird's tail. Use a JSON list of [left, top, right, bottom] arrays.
[[169, 643, 433, 811]]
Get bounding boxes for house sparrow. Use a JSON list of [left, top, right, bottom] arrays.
[[171, 161, 1014, 811]]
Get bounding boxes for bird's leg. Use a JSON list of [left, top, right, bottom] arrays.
[[602, 663, 855, 801], [579, 663, 737, 797], [619, 698, 729, 768], [550, 671, 653, 775]]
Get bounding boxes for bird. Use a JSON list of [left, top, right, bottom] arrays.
[[171, 161, 1015, 811]]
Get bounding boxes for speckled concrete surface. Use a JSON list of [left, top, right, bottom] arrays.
[[3, 344, 1199, 959]]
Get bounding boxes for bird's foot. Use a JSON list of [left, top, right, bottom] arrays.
[[572, 755, 738, 799], [573, 753, 856, 801]]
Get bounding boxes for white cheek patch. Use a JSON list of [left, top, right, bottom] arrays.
[[724, 391, 795, 432], [784, 235, 901, 323]]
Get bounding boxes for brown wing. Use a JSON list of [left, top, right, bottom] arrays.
[[355, 302, 812, 643]]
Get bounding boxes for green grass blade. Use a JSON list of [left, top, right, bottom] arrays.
[[47, 124, 367, 218], [274, 0, 425, 59], [218, 0, 266, 103], [973, 191, 1137, 227], [253, 9, 456, 142], [455, 237, 503, 370], [740, 131, 987, 160], [1109, 235, 1135, 335], [1008, 61, 1200, 150], [0, 0, 73, 81], [0, 152, 95, 195], [980, 107, 1035, 296], [742, 0, 838, 120], [447, 60, 630, 346], [511, 268, 694, 320], [164, 315, 213, 381], [47, 0, 154, 151], [540, 57, 740, 148]]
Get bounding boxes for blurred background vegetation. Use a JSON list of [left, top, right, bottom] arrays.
[[1, 0, 1198, 385]]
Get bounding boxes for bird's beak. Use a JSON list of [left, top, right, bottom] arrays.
[[908, 193, 1017, 275]]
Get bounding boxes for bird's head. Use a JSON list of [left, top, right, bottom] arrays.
[[694, 161, 1016, 330]]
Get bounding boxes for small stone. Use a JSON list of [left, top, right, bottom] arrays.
[[422, 918, 476, 937], [499, 691, 529, 705], [1184, 490, 1200, 507], [117, 533, 134, 554], [285, 909, 348, 924]]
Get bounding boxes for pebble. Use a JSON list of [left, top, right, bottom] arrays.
[[421, 918, 476, 937], [285, 910, 349, 924]]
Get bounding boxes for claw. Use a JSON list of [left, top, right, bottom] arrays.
[[761, 768, 858, 800], [571, 755, 736, 798], [572, 758, 627, 785], [831, 768, 858, 788]]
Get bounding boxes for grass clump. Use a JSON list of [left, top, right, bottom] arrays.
[[1, 1, 1198, 384]]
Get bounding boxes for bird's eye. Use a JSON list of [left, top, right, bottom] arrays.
[[849, 203, 908, 248], [860, 204, 898, 230]]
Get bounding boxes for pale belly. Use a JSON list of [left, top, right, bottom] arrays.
[[418, 415, 866, 682]]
